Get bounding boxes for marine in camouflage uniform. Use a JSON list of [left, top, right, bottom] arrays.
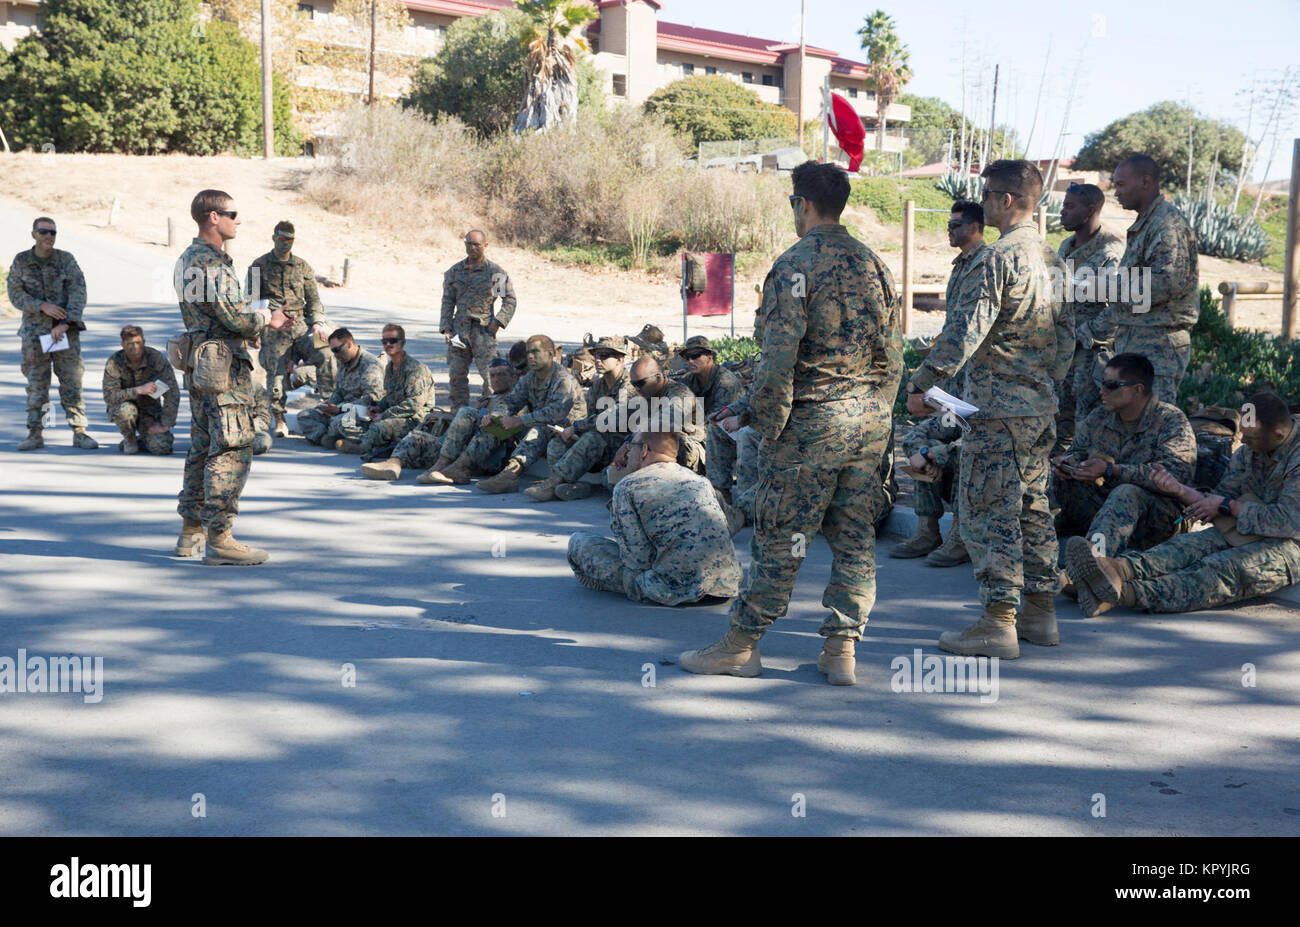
[[1071, 412, 1300, 614], [336, 352, 435, 456], [1055, 396, 1196, 555], [297, 344, 385, 446], [1109, 165, 1199, 404], [9, 234, 93, 444], [1058, 228, 1124, 444], [246, 235, 335, 428], [678, 335, 744, 492], [501, 361, 585, 466], [901, 415, 964, 525], [398, 361, 519, 474], [542, 337, 632, 493], [102, 343, 180, 455], [567, 458, 741, 605], [440, 234, 517, 411], [174, 236, 268, 535], [909, 192, 1074, 653]]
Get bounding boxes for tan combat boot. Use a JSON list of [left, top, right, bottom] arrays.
[[1017, 592, 1060, 646], [175, 519, 205, 557], [938, 602, 1020, 659], [925, 515, 970, 566], [1065, 536, 1136, 617], [273, 413, 289, 438], [203, 529, 270, 566], [679, 627, 763, 677], [334, 438, 363, 454], [120, 434, 140, 455], [555, 482, 593, 501], [817, 636, 857, 686], [523, 473, 565, 502], [18, 428, 44, 451], [477, 459, 523, 494], [72, 428, 99, 449], [361, 458, 403, 480], [419, 452, 472, 485], [889, 514, 941, 558]]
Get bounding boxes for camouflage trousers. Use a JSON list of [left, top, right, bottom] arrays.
[[1055, 343, 1110, 454], [507, 424, 561, 470], [248, 348, 271, 434], [1054, 478, 1181, 556], [566, 534, 642, 602], [178, 367, 257, 533], [1114, 325, 1190, 405], [705, 421, 738, 490], [447, 319, 498, 411], [335, 413, 421, 456], [1124, 528, 1300, 613], [547, 430, 622, 482], [261, 326, 336, 418], [958, 415, 1058, 607], [732, 426, 761, 520], [20, 328, 86, 430], [729, 396, 891, 641], [913, 458, 958, 518], [296, 405, 351, 446], [108, 400, 174, 455]]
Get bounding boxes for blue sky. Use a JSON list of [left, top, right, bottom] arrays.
[[661, 0, 1300, 181]]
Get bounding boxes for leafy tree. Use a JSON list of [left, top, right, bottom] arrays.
[[644, 75, 795, 146], [858, 10, 911, 152], [1074, 101, 1247, 193], [898, 93, 1018, 165], [514, 0, 599, 133], [0, 0, 297, 155]]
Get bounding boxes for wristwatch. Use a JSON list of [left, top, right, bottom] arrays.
[[1218, 498, 1234, 517]]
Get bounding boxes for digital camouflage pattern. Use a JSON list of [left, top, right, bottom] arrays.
[[297, 347, 384, 446], [731, 425, 761, 521], [567, 461, 741, 605], [1111, 196, 1199, 403], [102, 345, 180, 454], [1215, 414, 1300, 538], [502, 363, 586, 469], [548, 366, 629, 483], [246, 250, 334, 418], [440, 258, 517, 409], [685, 363, 743, 490], [901, 415, 963, 518], [336, 354, 436, 455], [729, 223, 902, 640], [174, 238, 265, 532], [9, 247, 89, 429], [1055, 398, 1197, 554], [910, 222, 1072, 607], [1058, 230, 1124, 431]]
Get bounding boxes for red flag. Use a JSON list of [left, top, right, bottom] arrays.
[[826, 91, 866, 172]]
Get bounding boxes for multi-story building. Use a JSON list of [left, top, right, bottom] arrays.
[[0, 0, 38, 50]]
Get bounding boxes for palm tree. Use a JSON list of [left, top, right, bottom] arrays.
[[513, 0, 598, 134], [858, 10, 912, 152]]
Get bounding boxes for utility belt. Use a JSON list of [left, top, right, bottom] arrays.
[[167, 331, 247, 393]]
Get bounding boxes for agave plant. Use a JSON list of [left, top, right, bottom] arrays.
[[1172, 193, 1270, 262], [935, 170, 982, 202]]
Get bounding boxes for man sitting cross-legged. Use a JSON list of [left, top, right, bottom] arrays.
[[567, 430, 742, 605], [1066, 390, 1300, 616], [297, 327, 385, 447], [334, 323, 435, 459]]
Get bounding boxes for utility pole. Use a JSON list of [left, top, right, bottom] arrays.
[[1283, 138, 1299, 342], [797, 0, 806, 152], [986, 63, 998, 169], [367, 0, 378, 106], [260, 0, 273, 159]]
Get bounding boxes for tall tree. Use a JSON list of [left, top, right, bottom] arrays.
[[858, 10, 912, 152], [513, 0, 597, 134]]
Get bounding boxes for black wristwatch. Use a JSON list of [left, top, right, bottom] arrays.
[[1218, 498, 1234, 517], [906, 382, 922, 396]]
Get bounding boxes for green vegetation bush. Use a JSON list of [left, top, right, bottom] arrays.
[[644, 75, 794, 147], [850, 177, 953, 231], [711, 336, 760, 364], [0, 0, 298, 155], [1182, 286, 1300, 409], [1172, 194, 1269, 262], [1251, 195, 1289, 274]]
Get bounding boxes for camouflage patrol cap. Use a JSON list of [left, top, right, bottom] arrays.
[[628, 324, 667, 353], [676, 335, 714, 356], [590, 335, 628, 357]]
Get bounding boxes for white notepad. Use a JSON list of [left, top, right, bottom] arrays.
[[924, 385, 979, 418], [151, 380, 170, 397], [40, 332, 70, 353]]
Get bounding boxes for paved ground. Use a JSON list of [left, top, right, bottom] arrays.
[[2, 209, 1299, 836]]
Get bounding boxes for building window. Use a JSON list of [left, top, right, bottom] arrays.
[[742, 72, 753, 83], [682, 63, 694, 75], [705, 66, 717, 75], [297, 2, 313, 16], [761, 74, 773, 86], [847, 87, 858, 98], [612, 74, 627, 96]]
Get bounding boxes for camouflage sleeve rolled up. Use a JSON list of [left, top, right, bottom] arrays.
[[158, 355, 181, 428], [1073, 236, 1125, 349], [610, 482, 657, 572], [1115, 198, 1199, 329], [8, 250, 88, 330], [1223, 418, 1300, 539], [299, 259, 324, 326], [378, 358, 436, 419], [901, 415, 963, 465], [61, 252, 87, 329], [1113, 406, 1197, 490], [492, 265, 517, 329], [101, 354, 134, 408], [749, 261, 805, 440]]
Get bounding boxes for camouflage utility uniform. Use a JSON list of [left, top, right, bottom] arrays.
[[8, 247, 89, 431], [901, 415, 964, 520], [547, 368, 631, 483], [297, 347, 385, 446], [440, 258, 516, 410], [1057, 230, 1124, 443], [568, 461, 742, 605], [102, 346, 180, 454], [246, 251, 334, 417], [684, 362, 743, 490], [498, 364, 586, 471], [336, 354, 435, 456], [395, 393, 516, 472], [1055, 398, 1197, 555], [909, 222, 1074, 608]]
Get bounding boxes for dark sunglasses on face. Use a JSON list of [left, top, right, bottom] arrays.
[[947, 220, 969, 230], [214, 209, 238, 220], [788, 195, 804, 209], [1100, 379, 1137, 391], [35, 228, 57, 236], [682, 350, 709, 360], [381, 337, 402, 345], [631, 374, 661, 390], [329, 344, 349, 355]]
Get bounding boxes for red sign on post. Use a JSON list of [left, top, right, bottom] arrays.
[[683, 252, 735, 316]]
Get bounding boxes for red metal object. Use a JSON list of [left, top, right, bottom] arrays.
[[683, 253, 735, 317]]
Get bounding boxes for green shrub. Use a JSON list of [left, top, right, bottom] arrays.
[[644, 75, 794, 147], [711, 336, 760, 364], [1172, 194, 1269, 262], [1181, 285, 1300, 409], [850, 177, 953, 231]]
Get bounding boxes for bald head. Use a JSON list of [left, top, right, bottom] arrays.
[[630, 357, 664, 395], [464, 228, 487, 264]]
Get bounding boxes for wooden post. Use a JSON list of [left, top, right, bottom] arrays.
[[902, 200, 914, 336], [108, 198, 120, 227], [167, 217, 176, 249], [260, 0, 273, 159], [343, 258, 351, 286], [1221, 282, 1238, 328], [1036, 205, 1048, 238], [1283, 138, 1300, 342], [367, 0, 378, 106]]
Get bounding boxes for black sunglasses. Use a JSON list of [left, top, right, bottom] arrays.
[[946, 220, 970, 230], [381, 337, 402, 345], [329, 344, 350, 355], [1100, 379, 1138, 391], [788, 195, 804, 208], [214, 209, 238, 220], [35, 228, 57, 236], [631, 374, 662, 390], [681, 350, 710, 360]]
